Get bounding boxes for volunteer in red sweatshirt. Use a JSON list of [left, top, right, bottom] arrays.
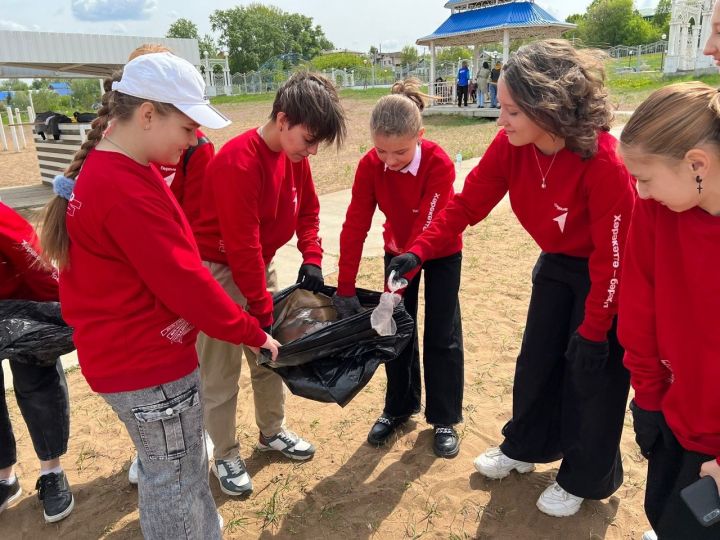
[[40, 53, 279, 540], [618, 82, 720, 540], [0, 202, 74, 524], [388, 40, 636, 517], [128, 44, 214, 227], [192, 71, 347, 497], [333, 79, 463, 458]]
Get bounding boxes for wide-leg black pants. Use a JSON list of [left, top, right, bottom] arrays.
[[499, 252, 630, 499], [382, 252, 464, 426]]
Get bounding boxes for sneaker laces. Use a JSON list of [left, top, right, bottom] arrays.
[[35, 473, 59, 500], [223, 457, 245, 476], [376, 416, 393, 426], [435, 427, 455, 435], [275, 430, 299, 448]]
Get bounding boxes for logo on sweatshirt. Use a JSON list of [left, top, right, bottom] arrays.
[[553, 203, 568, 233], [660, 359, 675, 384], [161, 318, 194, 344], [17, 240, 58, 281], [602, 215, 623, 309], [422, 193, 441, 231], [67, 194, 82, 217]]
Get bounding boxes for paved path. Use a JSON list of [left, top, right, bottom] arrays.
[[4, 124, 627, 390]]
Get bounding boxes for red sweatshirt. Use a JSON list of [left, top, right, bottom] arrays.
[[410, 130, 636, 341], [194, 128, 323, 327], [0, 202, 58, 301], [154, 129, 214, 227], [337, 139, 462, 296], [61, 149, 266, 393], [619, 199, 720, 460]]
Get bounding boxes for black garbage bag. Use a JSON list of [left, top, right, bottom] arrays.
[[259, 284, 414, 407], [0, 300, 75, 366]]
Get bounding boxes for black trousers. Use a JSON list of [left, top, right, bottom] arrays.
[[457, 85, 469, 107], [0, 358, 70, 468], [382, 252, 464, 426], [644, 420, 720, 539], [499, 252, 630, 499]]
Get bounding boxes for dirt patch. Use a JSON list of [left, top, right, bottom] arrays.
[[1, 204, 649, 539]]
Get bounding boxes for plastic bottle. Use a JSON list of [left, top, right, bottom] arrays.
[[455, 151, 462, 168]]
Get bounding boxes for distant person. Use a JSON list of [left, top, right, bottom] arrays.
[[476, 61, 491, 108], [0, 202, 73, 524], [333, 78, 464, 457], [387, 39, 636, 517], [489, 61, 502, 108], [128, 44, 215, 227], [192, 71, 347, 496], [457, 60, 470, 107], [40, 52, 279, 539]]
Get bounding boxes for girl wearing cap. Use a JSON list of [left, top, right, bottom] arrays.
[[128, 43, 215, 227], [333, 79, 464, 458], [41, 52, 280, 539], [387, 40, 636, 517], [191, 71, 346, 497], [617, 82, 720, 540]]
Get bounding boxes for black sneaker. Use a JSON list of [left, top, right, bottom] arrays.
[[367, 414, 409, 446], [0, 477, 22, 513], [433, 425, 460, 458], [36, 472, 74, 523]]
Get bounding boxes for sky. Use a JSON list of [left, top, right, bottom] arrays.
[[1, 0, 660, 54]]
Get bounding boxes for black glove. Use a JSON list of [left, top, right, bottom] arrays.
[[630, 399, 667, 459], [296, 264, 324, 293], [332, 293, 363, 319], [565, 331, 609, 371], [385, 253, 421, 281]]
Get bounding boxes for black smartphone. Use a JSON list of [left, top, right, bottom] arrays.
[[680, 476, 720, 528]]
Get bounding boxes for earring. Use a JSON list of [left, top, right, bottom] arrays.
[[144, 124, 150, 130], [696, 175, 703, 194]]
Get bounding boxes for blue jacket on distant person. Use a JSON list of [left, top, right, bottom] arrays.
[[457, 65, 470, 86]]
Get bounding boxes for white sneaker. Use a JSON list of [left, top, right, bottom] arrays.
[[257, 430, 315, 461], [641, 531, 657, 540], [217, 511, 224, 530], [473, 447, 536, 479], [212, 456, 253, 496], [128, 456, 138, 485], [536, 482, 584, 517]]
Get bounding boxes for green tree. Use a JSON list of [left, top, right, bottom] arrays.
[[436, 46, 472, 64], [582, 0, 660, 46], [166, 18, 218, 59], [400, 45, 419, 65], [70, 79, 101, 111], [653, 0, 671, 35], [210, 3, 333, 73]]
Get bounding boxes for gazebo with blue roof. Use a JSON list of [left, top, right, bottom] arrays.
[[417, 0, 575, 109]]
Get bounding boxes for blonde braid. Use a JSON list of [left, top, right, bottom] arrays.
[[40, 72, 120, 268]]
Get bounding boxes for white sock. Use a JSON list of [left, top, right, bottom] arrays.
[[0, 476, 17, 485], [40, 466, 63, 476]]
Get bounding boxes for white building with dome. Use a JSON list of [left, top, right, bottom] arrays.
[[664, 0, 714, 73]]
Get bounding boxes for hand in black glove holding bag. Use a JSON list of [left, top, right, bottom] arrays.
[[296, 264, 324, 293], [565, 331, 609, 371], [385, 253, 421, 281], [630, 399, 668, 459]]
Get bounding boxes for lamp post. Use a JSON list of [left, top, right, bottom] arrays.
[[661, 33, 667, 73], [628, 49, 634, 68]]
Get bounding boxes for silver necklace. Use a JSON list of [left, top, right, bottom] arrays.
[[533, 145, 559, 189], [104, 136, 146, 165]]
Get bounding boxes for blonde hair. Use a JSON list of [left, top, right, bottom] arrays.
[[128, 43, 172, 61], [370, 78, 429, 137], [41, 72, 177, 268], [620, 82, 720, 161], [502, 39, 613, 159]]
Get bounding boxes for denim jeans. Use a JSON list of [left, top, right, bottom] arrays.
[[100, 369, 220, 540], [0, 358, 69, 468], [489, 83, 498, 107]]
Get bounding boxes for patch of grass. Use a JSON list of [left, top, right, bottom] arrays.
[[210, 92, 274, 105]]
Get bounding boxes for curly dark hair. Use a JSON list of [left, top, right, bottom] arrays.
[[502, 39, 613, 159]]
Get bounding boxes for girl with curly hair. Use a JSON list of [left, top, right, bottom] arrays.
[[386, 39, 636, 516]]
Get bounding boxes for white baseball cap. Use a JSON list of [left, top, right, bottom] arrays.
[[112, 52, 231, 129]]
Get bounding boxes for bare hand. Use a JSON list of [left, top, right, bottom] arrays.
[[700, 459, 720, 494]]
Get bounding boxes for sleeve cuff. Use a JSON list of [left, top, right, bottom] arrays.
[[336, 282, 357, 296], [577, 322, 608, 343], [302, 253, 322, 268], [632, 391, 664, 412], [248, 326, 268, 348]]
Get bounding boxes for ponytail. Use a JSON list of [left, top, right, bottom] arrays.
[[41, 72, 120, 268], [370, 78, 429, 138]]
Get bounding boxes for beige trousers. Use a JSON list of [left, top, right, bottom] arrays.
[[196, 260, 285, 460]]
